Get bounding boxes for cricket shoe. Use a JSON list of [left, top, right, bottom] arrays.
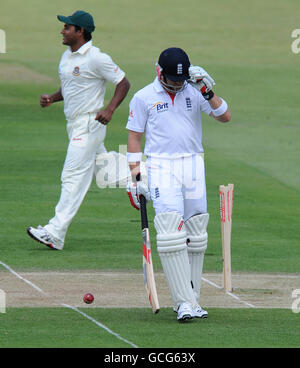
[[176, 302, 194, 322], [193, 305, 208, 318], [27, 226, 63, 250], [173, 304, 208, 318]]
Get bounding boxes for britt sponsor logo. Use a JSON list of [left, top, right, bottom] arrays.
[[291, 29, 300, 54], [153, 101, 169, 113], [0, 30, 6, 53], [0, 289, 6, 313], [291, 289, 300, 313]]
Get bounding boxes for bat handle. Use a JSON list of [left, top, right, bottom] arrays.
[[136, 174, 148, 229]]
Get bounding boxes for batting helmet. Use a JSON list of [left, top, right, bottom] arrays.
[[158, 47, 191, 82]]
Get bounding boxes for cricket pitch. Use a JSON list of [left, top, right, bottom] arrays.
[[0, 270, 298, 309]]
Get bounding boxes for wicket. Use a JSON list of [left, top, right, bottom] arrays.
[[219, 184, 234, 292]]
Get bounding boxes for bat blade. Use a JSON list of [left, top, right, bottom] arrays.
[[136, 173, 159, 313], [142, 228, 160, 313]]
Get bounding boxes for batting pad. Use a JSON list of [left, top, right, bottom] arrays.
[[95, 151, 147, 188], [154, 212, 197, 308], [185, 213, 209, 302]]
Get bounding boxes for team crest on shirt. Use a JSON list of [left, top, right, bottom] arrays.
[[185, 97, 192, 110], [153, 101, 169, 113], [72, 66, 81, 76]]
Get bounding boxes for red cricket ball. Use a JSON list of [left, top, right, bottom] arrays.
[[83, 293, 94, 304]]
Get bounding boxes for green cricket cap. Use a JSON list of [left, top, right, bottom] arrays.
[[57, 10, 95, 33]]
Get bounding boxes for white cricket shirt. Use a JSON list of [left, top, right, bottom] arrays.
[[126, 77, 212, 157], [59, 40, 125, 121]]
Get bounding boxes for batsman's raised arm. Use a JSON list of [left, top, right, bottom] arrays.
[[188, 65, 231, 123], [208, 94, 231, 123]]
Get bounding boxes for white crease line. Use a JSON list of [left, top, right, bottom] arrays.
[[225, 291, 256, 308], [0, 261, 138, 348], [63, 304, 138, 348], [202, 277, 222, 289], [202, 277, 256, 308], [0, 261, 46, 295]]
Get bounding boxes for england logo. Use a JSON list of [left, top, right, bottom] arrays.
[[186, 97, 192, 110], [177, 63, 183, 75]]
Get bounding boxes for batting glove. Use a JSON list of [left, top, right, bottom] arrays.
[[126, 180, 151, 210], [188, 65, 216, 100]]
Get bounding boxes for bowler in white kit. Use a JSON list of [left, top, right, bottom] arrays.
[[27, 11, 130, 250], [126, 47, 230, 321]]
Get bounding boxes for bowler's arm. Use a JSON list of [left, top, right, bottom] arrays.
[[40, 87, 63, 107], [96, 77, 130, 124]]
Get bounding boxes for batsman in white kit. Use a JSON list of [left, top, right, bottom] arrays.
[[27, 11, 130, 250], [126, 47, 231, 322]]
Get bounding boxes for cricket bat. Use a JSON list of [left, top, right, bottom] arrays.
[[136, 174, 160, 314]]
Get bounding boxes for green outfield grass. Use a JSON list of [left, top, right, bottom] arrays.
[[0, 308, 299, 348], [0, 0, 299, 349]]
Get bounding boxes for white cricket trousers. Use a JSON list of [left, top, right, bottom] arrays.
[[44, 113, 106, 245], [147, 154, 207, 221]]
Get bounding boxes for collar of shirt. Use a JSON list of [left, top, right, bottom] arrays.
[[153, 77, 165, 93], [68, 40, 93, 56]]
